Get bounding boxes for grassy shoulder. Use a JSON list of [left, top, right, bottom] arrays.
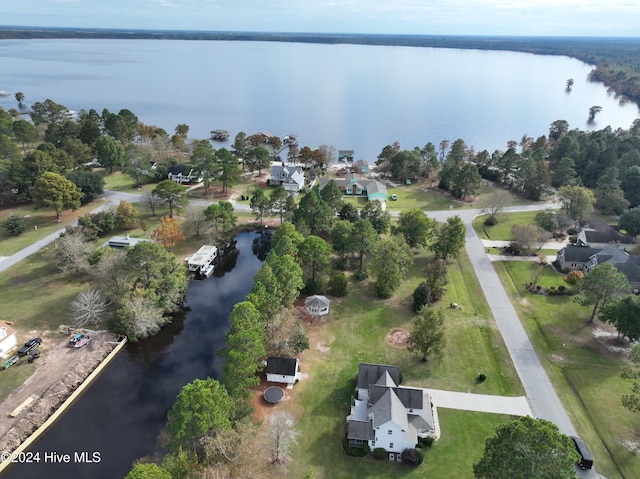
[[494, 260, 640, 479], [287, 249, 523, 478], [472, 210, 544, 241]]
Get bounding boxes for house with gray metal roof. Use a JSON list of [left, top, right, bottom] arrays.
[[318, 173, 388, 202], [347, 363, 435, 460]]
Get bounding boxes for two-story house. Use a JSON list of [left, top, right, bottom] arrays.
[[346, 363, 435, 462]]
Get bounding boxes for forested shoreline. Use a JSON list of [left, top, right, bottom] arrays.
[[1, 27, 640, 106]]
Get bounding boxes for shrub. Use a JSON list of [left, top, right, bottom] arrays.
[[418, 436, 435, 448], [402, 448, 424, 465], [484, 216, 498, 226], [412, 282, 432, 313], [476, 373, 487, 383], [336, 256, 351, 271], [354, 267, 368, 281], [567, 228, 577, 235], [329, 270, 348, 297], [4, 215, 27, 236], [558, 285, 566, 293], [372, 448, 387, 460]]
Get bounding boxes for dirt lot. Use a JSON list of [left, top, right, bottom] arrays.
[[0, 331, 120, 452]]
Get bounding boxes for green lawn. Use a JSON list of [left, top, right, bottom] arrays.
[[101, 171, 154, 192], [287, 250, 523, 478], [473, 210, 548, 240], [494, 260, 640, 479], [0, 201, 107, 256]]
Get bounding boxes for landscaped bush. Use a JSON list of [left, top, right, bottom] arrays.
[[476, 373, 487, 383], [484, 216, 498, 226], [418, 436, 435, 448], [372, 448, 387, 460], [3, 214, 27, 236], [402, 448, 424, 465], [342, 438, 368, 457]]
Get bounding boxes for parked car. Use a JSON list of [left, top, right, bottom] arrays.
[[570, 436, 593, 470], [27, 349, 40, 363], [2, 356, 19, 370], [18, 337, 42, 356]]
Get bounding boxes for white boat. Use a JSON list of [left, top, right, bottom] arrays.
[[0, 91, 11, 97], [186, 245, 218, 273]]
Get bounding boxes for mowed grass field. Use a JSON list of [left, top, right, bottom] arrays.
[[494, 260, 640, 479], [286, 250, 523, 478]]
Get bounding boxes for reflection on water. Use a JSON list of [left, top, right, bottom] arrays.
[[2, 232, 262, 479]]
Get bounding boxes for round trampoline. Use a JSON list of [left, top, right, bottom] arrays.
[[263, 386, 285, 404]]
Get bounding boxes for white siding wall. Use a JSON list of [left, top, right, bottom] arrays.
[[369, 421, 415, 453]]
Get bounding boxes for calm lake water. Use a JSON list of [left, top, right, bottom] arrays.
[[0, 39, 638, 161], [3, 233, 262, 479]]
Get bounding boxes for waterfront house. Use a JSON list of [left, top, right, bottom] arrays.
[[168, 165, 202, 184], [265, 356, 301, 385], [318, 173, 388, 202], [268, 165, 305, 192], [347, 363, 435, 461], [107, 234, 149, 249]]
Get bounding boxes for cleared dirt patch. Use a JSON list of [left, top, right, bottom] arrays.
[[0, 331, 119, 453], [386, 328, 410, 348]]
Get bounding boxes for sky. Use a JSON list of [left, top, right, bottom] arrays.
[[3, 0, 640, 37]]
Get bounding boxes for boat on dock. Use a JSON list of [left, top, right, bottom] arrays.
[[69, 333, 91, 348], [200, 263, 215, 278], [186, 245, 218, 273], [210, 129, 229, 141]]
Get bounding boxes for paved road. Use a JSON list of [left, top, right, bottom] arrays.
[[0, 190, 142, 273], [436, 203, 602, 479]]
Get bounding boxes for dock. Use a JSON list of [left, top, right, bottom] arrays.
[[186, 245, 218, 273], [210, 129, 229, 141]]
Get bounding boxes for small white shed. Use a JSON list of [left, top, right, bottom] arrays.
[[265, 356, 301, 385], [305, 295, 330, 317], [0, 322, 18, 358]]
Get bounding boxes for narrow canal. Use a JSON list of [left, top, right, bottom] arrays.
[[2, 232, 263, 479]]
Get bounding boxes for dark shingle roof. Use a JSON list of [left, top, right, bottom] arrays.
[[265, 356, 298, 376], [560, 246, 601, 263], [347, 420, 375, 440], [357, 363, 400, 390], [368, 385, 424, 409]]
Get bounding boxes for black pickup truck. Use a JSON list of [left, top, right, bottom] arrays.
[[17, 337, 42, 356]]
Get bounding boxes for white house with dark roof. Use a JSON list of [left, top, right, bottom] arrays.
[[264, 356, 301, 386], [347, 363, 435, 460], [268, 165, 305, 192], [167, 165, 202, 184]]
